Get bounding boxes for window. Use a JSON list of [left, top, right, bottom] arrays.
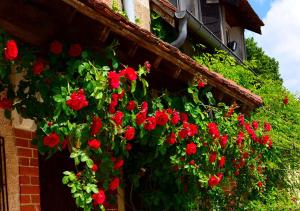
[[0, 137, 8, 211]]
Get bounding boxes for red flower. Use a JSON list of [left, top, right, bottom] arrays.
[[68, 44, 82, 57], [92, 164, 98, 172], [90, 116, 102, 136], [125, 126, 135, 141], [113, 159, 124, 170], [108, 104, 116, 114], [124, 67, 137, 81], [62, 138, 69, 150], [50, 40, 63, 55], [170, 111, 180, 125], [118, 89, 125, 99], [219, 135, 228, 148], [218, 156, 226, 168], [43, 132, 60, 148], [4, 40, 18, 61], [208, 122, 220, 139], [238, 114, 245, 126], [264, 122, 271, 132], [144, 61, 151, 72], [257, 181, 263, 188], [0, 98, 12, 109], [155, 110, 169, 126], [144, 117, 157, 131], [126, 100, 137, 111], [186, 142, 197, 156], [166, 132, 176, 145], [198, 81, 206, 89], [126, 143, 132, 151], [136, 112, 146, 125], [189, 160, 195, 165], [32, 59, 46, 75], [108, 71, 120, 89], [216, 173, 223, 181], [112, 111, 124, 126], [260, 135, 269, 145], [268, 139, 273, 148], [178, 128, 188, 139], [140, 101, 148, 114], [236, 132, 244, 145], [109, 177, 120, 191], [209, 152, 217, 163], [283, 96, 288, 105], [66, 89, 89, 111], [208, 175, 221, 187], [187, 123, 198, 137], [252, 121, 259, 130], [92, 189, 106, 205], [88, 139, 101, 150], [180, 112, 188, 123]]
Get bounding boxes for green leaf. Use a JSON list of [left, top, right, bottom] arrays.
[[131, 80, 136, 93]]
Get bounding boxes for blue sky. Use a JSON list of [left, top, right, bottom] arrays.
[[246, 0, 300, 94]]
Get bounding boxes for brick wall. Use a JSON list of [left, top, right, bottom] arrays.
[[14, 128, 40, 211]]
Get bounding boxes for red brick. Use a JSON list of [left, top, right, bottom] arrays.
[[17, 148, 32, 157], [19, 157, 30, 166], [35, 205, 41, 211], [20, 185, 40, 194], [31, 195, 40, 203], [21, 205, 36, 211], [31, 176, 40, 185], [20, 195, 31, 204], [30, 158, 39, 167], [20, 166, 39, 176], [32, 149, 39, 158], [14, 128, 32, 139], [16, 138, 30, 147], [19, 176, 30, 184]]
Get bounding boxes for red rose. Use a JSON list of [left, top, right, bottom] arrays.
[[0, 98, 12, 109], [140, 101, 148, 114], [180, 112, 188, 123], [108, 104, 116, 114], [166, 132, 176, 145], [118, 89, 125, 99], [219, 135, 228, 148], [126, 143, 132, 151], [144, 117, 157, 131], [66, 89, 89, 111], [50, 40, 63, 55], [109, 177, 120, 191], [178, 128, 188, 139], [108, 71, 120, 89], [43, 132, 60, 148], [268, 139, 273, 148], [236, 131, 244, 145], [208, 175, 220, 187], [252, 121, 259, 130], [186, 142, 197, 156], [91, 116, 102, 136], [283, 96, 288, 105], [68, 44, 82, 57], [264, 122, 271, 132], [92, 164, 98, 172], [198, 81, 205, 89], [209, 152, 217, 163], [112, 111, 124, 126], [4, 40, 18, 61], [33, 58, 47, 75], [216, 173, 223, 181], [124, 67, 137, 81], [92, 189, 106, 205], [125, 126, 135, 141], [187, 123, 198, 137], [136, 112, 146, 125], [126, 100, 137, 111], [257, 181, 263, 188], [155, 110, 169, 126], [171, 111, 180, 125], [238, 114, 245, 126], [218, 156, 226, 168], [144, 61, 151, 72], [88, 139, 101, 150], [189, 160, 195, 165], [113, 159, 124, 170], [260, 135, 269, 145], [208, 122, 220, 139]]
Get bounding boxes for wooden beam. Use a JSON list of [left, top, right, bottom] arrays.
[[153, 56, 162, 69], [128, 43, 139, 58], [98, 26, 110, 43], [173, 67, 182, 79]]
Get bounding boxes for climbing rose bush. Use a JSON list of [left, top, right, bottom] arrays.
[[0, 33, 275, 210]]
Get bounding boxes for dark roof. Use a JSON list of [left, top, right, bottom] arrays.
[[222, 0, 264, 34], [61, 0, 262, 108]]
